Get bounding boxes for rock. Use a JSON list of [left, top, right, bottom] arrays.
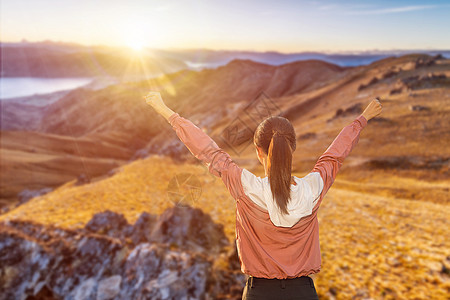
[[426, 73, 447, 80], [75, 173, 91, 186], [382, 70, 398, 79], [298, 132, 316, 140], [401, 73, 449, 90], [97, 275, 122, 300], [1, 206, 11, 214], [364, 156, 449, 171], [409, 105, 430, 112], [126, 212, 158, 246], [368, 77, 379, 85], [329, 286, 338, 296], [120, 243, 212, 299], [344, 103, 363, 115], [441, 263, 450, 276], [0, 205, 238, 299], [148, 140, 189, 163], [414, 56, 436, 68], [85, 210, 131, 241], [389, 87, 402, 95], [73, 277, 97, 300], [358, 77, 379, 91], [401, 75, 420, 85], [150, 205, 229, 254], [17, 187, 53, 206], [335, 108, 344, 117], [330, 103, 363, 121], [369, 117, 393, 124], [209, 241, 247, 299]]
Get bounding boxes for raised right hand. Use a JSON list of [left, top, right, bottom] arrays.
[[361, 98, 382, 121]]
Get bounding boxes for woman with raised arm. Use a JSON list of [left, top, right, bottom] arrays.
[[145, 92, 382, 300]]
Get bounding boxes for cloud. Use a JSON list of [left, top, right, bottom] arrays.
[[345, 5, 439, 15]]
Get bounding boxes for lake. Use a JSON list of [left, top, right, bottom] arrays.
[[0, 77, 93, 99]]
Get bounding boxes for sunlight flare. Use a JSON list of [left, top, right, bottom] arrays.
[[127, 39, 144, 51]]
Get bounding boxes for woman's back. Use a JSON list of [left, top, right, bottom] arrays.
[[237, 169, 324, 279], [241, 170, 323, 228], [237, 114, 368, 279]]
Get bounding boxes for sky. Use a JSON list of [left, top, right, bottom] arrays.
[[1, 0, 450, 53]]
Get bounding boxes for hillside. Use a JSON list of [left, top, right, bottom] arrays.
[[0, 58, 347, 206], [0, 130, 132, 206], [1, 54, 449, 208], [0, 155, 448, 299]]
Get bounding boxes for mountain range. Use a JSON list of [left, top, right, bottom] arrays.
[[1, 50, 448, 208]]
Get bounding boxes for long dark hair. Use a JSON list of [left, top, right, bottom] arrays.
[[254, 116, 296, 214]]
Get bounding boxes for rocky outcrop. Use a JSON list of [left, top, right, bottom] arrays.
[[414, 56, 437, 69], [0, 205, 244, 300], [327, 103, 363, 122], [400, 73, 449, 90], [363, 156, 450, 172], [17, 187, 53, 206], [358, 77, 380, 91]]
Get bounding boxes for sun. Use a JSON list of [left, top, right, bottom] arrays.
[[126, 38, 145, 52]]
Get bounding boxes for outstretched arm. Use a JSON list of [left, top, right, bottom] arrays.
[[144, 92, 244, 200], [144, 92, 176, 121], [310, 99, 382, 210]]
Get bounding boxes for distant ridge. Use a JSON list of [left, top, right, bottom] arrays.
[[2, 41, 449, 77], [152, 47, 450, 69]]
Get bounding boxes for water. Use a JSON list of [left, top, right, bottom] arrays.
[[0, 77, 93, 99]]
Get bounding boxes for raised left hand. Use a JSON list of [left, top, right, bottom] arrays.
[[144, 91, 167, 113]]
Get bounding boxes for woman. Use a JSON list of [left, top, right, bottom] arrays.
[[145, 92, 382, 300]]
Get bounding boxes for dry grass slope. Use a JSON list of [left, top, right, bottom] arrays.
[[1, 156, 449, 299]]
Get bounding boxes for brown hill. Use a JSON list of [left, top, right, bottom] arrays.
[[0, 130, 132, 207], [1, 54, 449, 208], [0, 155, 448, 299], [36, 59, 345, 135], [0, 58, 345, 207]]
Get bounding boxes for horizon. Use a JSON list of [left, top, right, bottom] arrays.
[[2, 39, 450, 56], [1, 0, 450, 53]]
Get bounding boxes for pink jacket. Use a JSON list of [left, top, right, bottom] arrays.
[[168, 112, 368, 279]]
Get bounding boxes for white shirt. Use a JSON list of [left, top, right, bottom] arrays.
[[241, 168, 324, 227]]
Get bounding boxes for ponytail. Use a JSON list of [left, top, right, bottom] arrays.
[[267, 132, 293, 215]]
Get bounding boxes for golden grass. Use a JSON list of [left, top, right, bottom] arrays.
[[0, 155, 238, 240], [317, 188, 449, 299], [1, 155, 449, 299], [336, 170, 450, 205]]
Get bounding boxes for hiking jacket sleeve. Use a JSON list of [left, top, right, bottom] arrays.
[[168, 112, 244, 200], [311, 114, 368, 209]]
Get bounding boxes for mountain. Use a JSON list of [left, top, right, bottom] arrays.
[[0, 58, 348, 206], [1, 54, 449, 207], [152, 47, 450, 68], [0, 42, 187, 78]]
